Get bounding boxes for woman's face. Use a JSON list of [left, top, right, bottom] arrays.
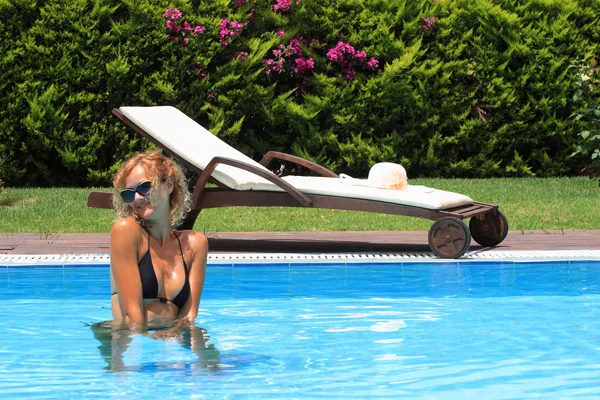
[[123, 164, 172, 222]]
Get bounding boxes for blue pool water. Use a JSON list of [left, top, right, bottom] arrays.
[[1, 261, 600, 399]]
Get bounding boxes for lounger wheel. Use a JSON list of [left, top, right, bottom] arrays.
[[428, 217, 471, 259], [469, 210, 509, 247]]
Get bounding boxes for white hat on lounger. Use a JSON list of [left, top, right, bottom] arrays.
[[368, 162, 408, 190]]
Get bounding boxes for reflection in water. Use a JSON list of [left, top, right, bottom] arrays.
[[90, 320, 221, 372]]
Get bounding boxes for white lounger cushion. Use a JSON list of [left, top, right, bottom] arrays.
[[120, 106, 274, 190], [250, 176, 473, 210], [119, 106, 473, 210]]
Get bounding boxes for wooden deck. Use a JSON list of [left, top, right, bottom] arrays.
[[1, 230, 599, 255]]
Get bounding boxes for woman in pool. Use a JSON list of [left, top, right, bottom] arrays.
[[110, 151, 208, 330]]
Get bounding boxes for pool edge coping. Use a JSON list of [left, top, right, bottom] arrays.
[[2, 250, 600, 266]]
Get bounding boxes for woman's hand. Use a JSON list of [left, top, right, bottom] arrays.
[[144, 318, 189, 340]]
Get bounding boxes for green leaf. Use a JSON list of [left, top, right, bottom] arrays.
[[580, 130, 591, 139]]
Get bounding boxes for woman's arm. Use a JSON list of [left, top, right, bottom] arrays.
[[179, 231, 208, 321], [110, 218, 145, 328], [91, 321, 133, 372]]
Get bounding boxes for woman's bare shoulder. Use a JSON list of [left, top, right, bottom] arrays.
[[176, 230, 208, 253], [109, 218, 144, 269], [110, 217, 143, 243]]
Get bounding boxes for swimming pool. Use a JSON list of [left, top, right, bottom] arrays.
[[1, 256, 600, 399]]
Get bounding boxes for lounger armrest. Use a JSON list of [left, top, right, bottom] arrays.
[[192, 156, 313, 208], [259, 151, 338, 178]]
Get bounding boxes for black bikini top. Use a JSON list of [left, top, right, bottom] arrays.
[[138, 232, 191, 310]]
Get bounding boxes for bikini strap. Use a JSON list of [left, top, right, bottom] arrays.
[[175, 233, 189, 274]]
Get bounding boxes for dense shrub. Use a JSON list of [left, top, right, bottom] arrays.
[[0, 0, 598, 186], [572, 55, 600, 185]]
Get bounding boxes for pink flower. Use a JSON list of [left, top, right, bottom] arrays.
[[344, 68, 356, 81], [327, 41, 357, 66], [230, 21, 243, 30], [337, 41, 356, 56], [193, 62, 207, 79], [326, 48, 341, 62], [261, 57, 284, 74], [277, 30, 285, 37], [286, 37, 303, 56], [166, 20, 180, 32], [164, 8, 183, 19], [219, 19, 228, 30], [367, 57, 379, 70], [273, 0, 292, 12], [163, 8, 207, 45], [354, 50, 367, 62], [219, 18, 244, 45], [293, 57, 314, 74], [234, 51, 249, 62], [274, 59, 284, 72], [326, 41, 378, 80], [421, 16, 436, 30], [192, 25, 205, 35]]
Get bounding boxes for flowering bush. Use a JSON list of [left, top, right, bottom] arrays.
[[261, 37, 314, 75], [273, 0, 300, 13], [163, 5, 380, 89], [164, 8, 205, 46], [326, 41, 379, 81], [162, 5, 381, 96], [1, 0, 597, 186], [259, 36, 316, 96], [218, 18, 244, 46], [154, 2, 600, 178]]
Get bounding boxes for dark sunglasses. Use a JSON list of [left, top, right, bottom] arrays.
[[120, 180, 153, 203]]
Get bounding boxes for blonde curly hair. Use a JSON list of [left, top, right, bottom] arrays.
[[112, 151, 192, 228]]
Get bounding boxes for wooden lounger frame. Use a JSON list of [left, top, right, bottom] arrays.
[[87, 108, 509, 258]]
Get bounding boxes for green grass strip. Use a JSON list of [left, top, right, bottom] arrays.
[[0, 178, 598, 234]]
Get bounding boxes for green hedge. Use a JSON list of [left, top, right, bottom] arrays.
[[1, 0, 598, 186]]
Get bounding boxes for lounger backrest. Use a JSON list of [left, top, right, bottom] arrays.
[[119, 106, 273, 190]]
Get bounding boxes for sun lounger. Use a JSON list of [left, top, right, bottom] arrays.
[[87, 106, 509, 258]]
